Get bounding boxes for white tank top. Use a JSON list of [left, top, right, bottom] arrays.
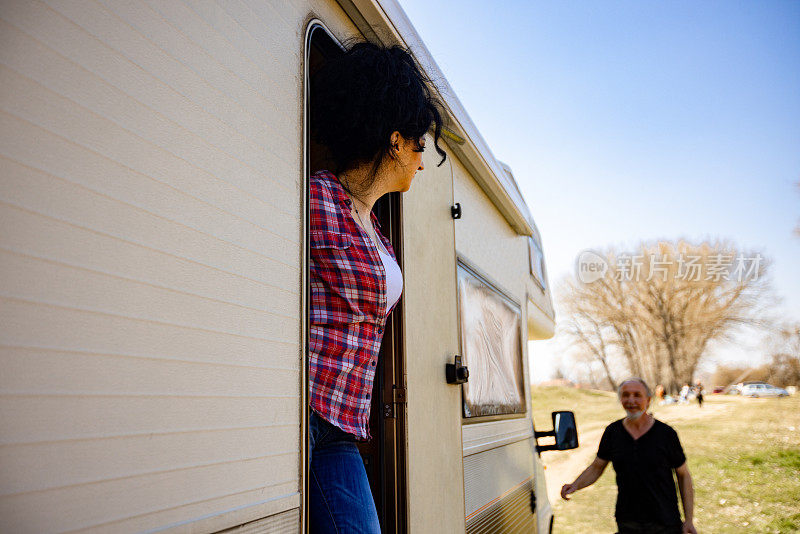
[[376, 245, 403, 313]]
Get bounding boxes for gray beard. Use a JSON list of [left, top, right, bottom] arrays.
[[625, 410, 644, 421]]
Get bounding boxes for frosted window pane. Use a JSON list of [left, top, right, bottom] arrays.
[[458, 266, 525, 418]]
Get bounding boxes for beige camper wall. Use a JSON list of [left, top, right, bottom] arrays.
[[450, 156, 554, 331], [451, 157, 539, 437], [452, 159, 530, 301], [402, 144, 466, 532], [0, 1, 358, 533]]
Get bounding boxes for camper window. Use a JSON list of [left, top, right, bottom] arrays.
[[457, 264, 526, 418], [528, 237, 547, 290]]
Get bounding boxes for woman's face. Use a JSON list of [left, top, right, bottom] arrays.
[[390, 134, 425, 193]]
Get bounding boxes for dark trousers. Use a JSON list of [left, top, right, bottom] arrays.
[[617, 520, 682, 534]]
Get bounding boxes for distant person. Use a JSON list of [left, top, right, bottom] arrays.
[[695, 382, 704, 408], [655, 384, 666, 402], [560, 378, 697, 534], [679, 384, 690, 404]]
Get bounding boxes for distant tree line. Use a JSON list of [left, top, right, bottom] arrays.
[[712, 324, 800, 387], [558, 240, 773, 393]]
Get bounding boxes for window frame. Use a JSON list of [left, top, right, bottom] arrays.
[[456, 258, 528, 424], [528, 236, 547, 290]]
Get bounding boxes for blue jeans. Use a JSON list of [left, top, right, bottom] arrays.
[[309, 410, 381, 533]]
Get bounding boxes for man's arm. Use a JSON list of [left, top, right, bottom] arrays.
[[560, 456, 609, 500], [675, 462, 697, 534]]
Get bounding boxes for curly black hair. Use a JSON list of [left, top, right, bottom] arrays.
[[311, 41, 447, 184]]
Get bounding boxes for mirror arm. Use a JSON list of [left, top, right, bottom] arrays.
[[534, 430, 555, 438]]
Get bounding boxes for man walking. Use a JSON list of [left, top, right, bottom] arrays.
[[560, 378, 697, 534]]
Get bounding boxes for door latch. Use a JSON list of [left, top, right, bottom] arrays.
[[446, 355, 469, 384]]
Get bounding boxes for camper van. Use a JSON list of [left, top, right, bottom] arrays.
[[0, 0, 579, 532]]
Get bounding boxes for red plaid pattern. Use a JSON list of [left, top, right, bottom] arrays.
[[309, 170, 398, 439]]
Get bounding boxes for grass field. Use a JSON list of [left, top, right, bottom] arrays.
[[531, 386, 800, 534]]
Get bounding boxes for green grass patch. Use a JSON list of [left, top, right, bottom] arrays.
[[532, 388, 800, 533], [768, 512, 800, 533], [741, 449, 800, 470]]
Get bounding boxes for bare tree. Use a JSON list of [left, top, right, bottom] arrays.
[[559, 301, 617, 390], [552, 366, 567, 381], [711, 364, 770, 387], [766, 322, 800, 386], [558, 240, 773, 392]]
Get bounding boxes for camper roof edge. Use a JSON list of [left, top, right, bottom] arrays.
[[343, 0, 536, 236]]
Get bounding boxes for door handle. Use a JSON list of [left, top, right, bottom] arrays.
[[446, 355, 469, 384]]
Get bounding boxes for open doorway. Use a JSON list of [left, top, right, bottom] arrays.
[[306, 23, 408, 533]]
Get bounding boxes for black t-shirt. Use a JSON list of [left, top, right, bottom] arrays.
[[597, 418, 686, 526]]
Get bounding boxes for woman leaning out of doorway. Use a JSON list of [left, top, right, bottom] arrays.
[[308, 41, 446, 533]]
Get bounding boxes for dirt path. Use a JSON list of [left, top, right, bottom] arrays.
[[540, 401, 730, 505]]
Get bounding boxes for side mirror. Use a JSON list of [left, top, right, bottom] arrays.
[[552, 411, 579, 450], [534, 410, 579, 452]]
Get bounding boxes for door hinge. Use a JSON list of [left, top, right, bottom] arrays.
[[392, 386, 407, 404], [383, 386, 407, 419]]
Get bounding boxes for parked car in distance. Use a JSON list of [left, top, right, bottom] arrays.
[[729, 381, 767, 395], [712, 386, 725, 394], [740, 383, 789, 398]]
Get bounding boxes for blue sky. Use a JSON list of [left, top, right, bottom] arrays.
[[397, 0, 800, 381]]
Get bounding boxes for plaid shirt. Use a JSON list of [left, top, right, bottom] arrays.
[[309, 170, 399, 440]]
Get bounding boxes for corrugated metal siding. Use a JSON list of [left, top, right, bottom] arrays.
[[533, 449, 552, 534], [464, 439, 536, 524], [465, 478, 536, 534], [0, 0, 365, 531]]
